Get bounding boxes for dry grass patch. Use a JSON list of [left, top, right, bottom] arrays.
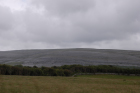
[[0, 75, 140, 93]]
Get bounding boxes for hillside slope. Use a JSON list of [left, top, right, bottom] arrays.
[[0, 48, 140, 67]]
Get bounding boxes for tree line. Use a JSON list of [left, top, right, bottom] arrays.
[[0, 64, 140, 76]]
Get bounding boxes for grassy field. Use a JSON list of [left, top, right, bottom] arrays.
[[0, 75, 140, 93]]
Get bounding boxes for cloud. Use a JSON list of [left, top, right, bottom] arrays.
[[0, 6, 14, 31], [0, 0, 140, 51], [28, 0, 140, 41], [32, 0, 95, 16]]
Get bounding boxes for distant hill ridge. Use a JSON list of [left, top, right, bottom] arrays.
[[0, 48, 140, 67]]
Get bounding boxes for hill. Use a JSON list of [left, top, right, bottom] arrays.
[[0, 48, 140, 67]]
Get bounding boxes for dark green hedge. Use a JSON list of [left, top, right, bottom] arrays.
[[0, 64, 140, 76]]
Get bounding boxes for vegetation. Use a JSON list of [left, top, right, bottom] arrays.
[[0, 75, 140, 93], [1, 64, 140, 76]]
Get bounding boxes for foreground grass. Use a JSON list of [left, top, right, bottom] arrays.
[[0, 75, 140, 93]]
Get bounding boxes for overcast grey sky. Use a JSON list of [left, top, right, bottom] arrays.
[[0, 0, 140, 51]]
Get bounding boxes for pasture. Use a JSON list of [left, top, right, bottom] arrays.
[[0, 75, 140, 93]]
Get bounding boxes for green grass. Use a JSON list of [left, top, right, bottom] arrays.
[[0, 75, 140, 93], [76, 74, 140, 79]]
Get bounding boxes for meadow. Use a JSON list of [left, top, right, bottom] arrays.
[[0, 75, 140, 93]]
